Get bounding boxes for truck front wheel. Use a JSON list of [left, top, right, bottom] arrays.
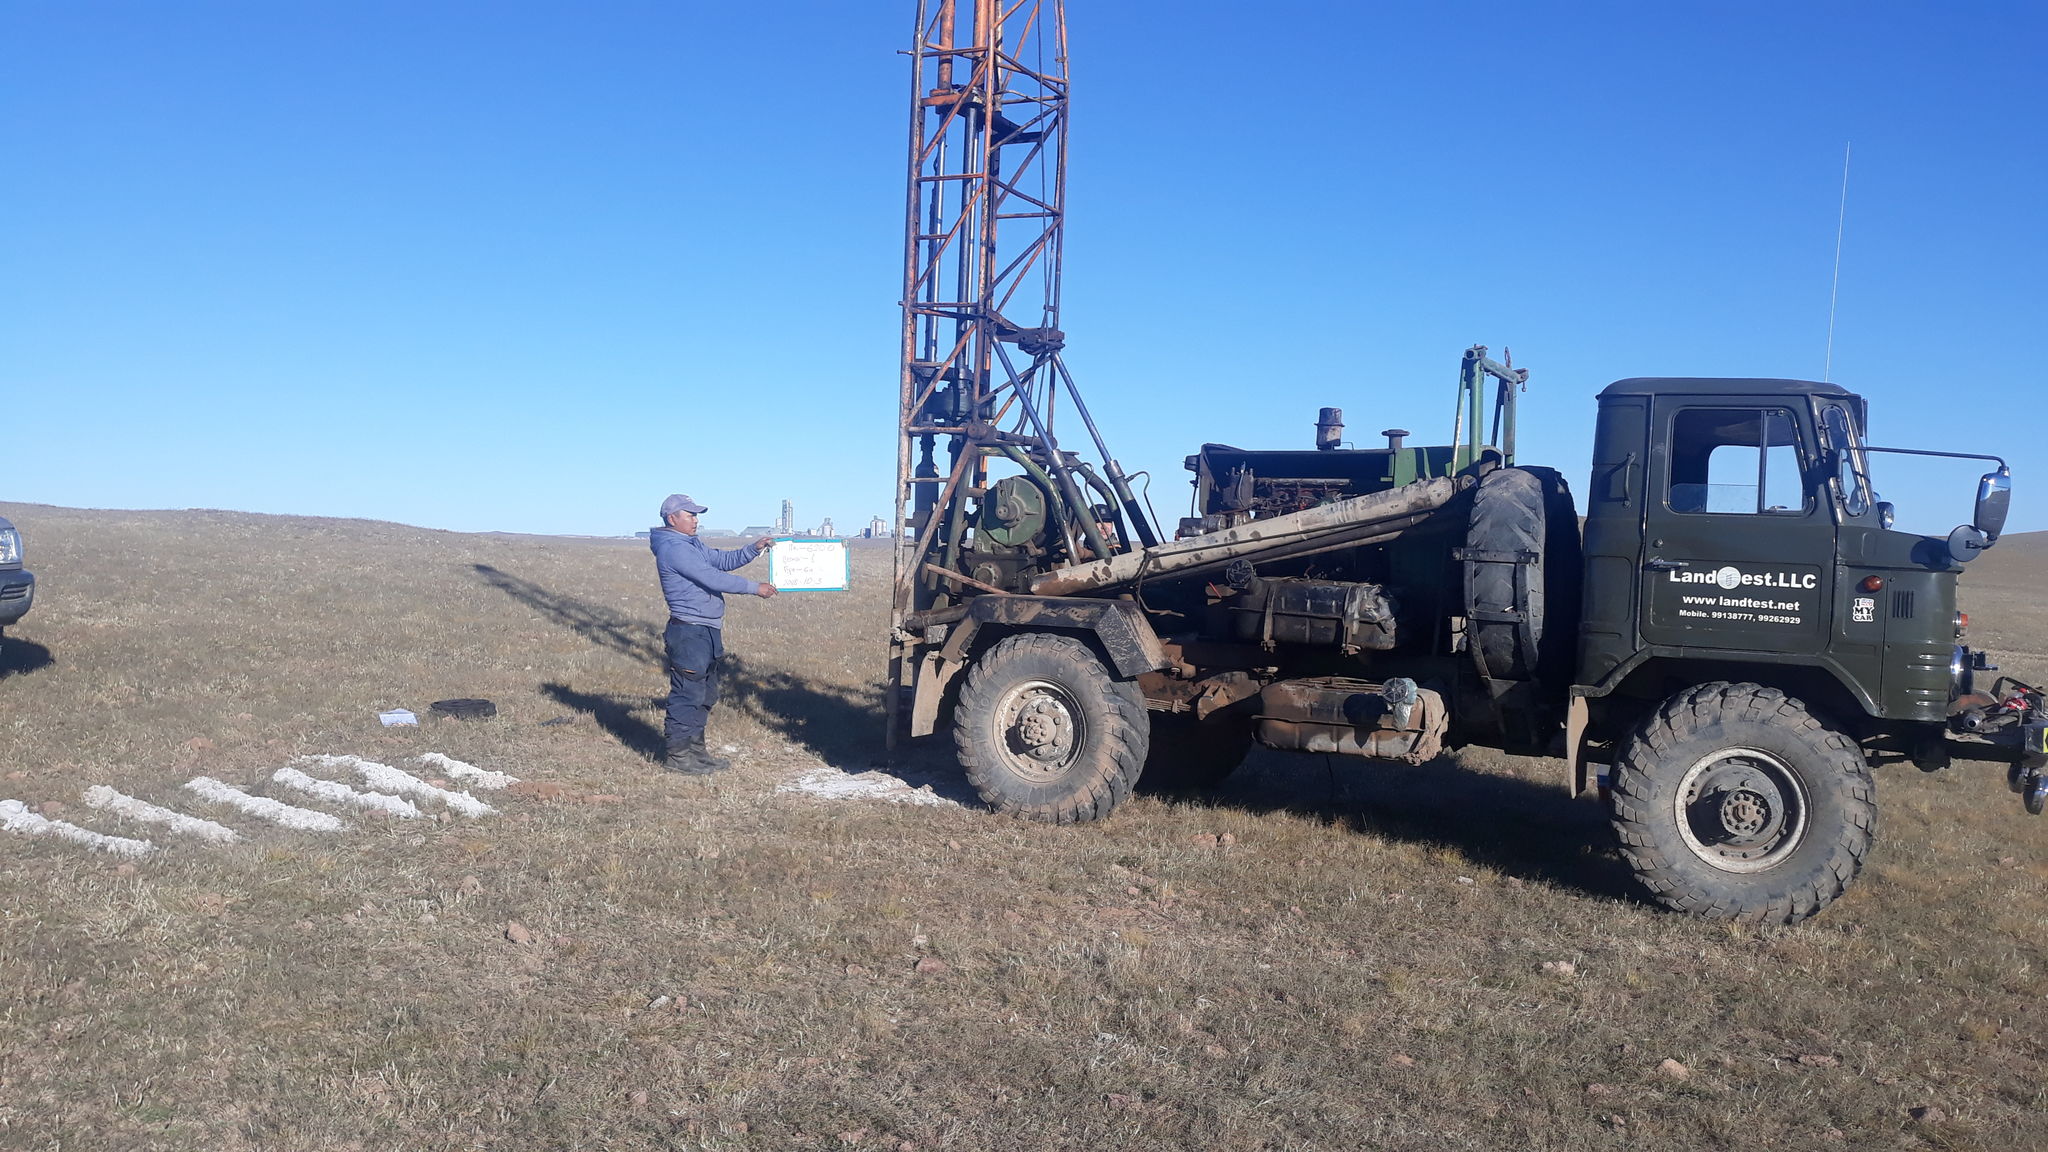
[[954, 632, 1148, 823], [1610, 682, 1875, 923]]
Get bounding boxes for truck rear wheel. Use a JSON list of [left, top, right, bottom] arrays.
[[953, 632, 1148, 823], [1140, 713, 1252, 792], [1609, 682, 1875, 923]]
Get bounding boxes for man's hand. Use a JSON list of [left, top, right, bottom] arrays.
[[756, 582, 778, 598], [754, 536, 775, 552]]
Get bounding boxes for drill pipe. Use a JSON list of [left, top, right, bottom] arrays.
[[1029, 476, 1460, 597]]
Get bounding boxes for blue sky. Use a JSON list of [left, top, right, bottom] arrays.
[[4, 2, 2042, 538]]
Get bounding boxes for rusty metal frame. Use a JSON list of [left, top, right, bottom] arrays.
[[886, 1, 1163, 750]]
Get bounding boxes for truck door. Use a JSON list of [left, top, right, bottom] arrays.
[[1639, 399, 1834, 653]]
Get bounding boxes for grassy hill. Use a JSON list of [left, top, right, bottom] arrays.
[[1, 504, 2042, 1150]]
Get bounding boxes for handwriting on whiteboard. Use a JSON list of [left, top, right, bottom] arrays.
[[770, 539, 850, 591]]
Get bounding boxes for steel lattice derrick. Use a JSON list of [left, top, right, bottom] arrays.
[[887, 0, 1155, 748]]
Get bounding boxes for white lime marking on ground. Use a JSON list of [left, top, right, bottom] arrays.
[[295, 755, 496, 818], [270, 768, 422, 818], [82, 785, 241, 844], [183, 777, 348, 832], [417, 752, 518, 790], [775, 768, 959, 807], [1, 799, 157, 857]]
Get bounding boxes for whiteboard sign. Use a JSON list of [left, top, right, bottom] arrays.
[[769, 538, 851, 591]]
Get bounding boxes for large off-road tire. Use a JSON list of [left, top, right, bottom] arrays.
[[953, 632, 1148, 823], [1463, 466, 1580, 684], [1139, 712, 1253, 793], [1610, 682, 1876, 923]]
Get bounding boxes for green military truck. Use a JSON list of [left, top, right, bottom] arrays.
[[891, 353, 2041, 924]]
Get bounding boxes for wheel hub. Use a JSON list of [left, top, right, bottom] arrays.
[[1675, 750, 1808, 873], [1014, 697, 1075, 762], [993, 678, 1085, 779], [1716, 786, 1780, 840]]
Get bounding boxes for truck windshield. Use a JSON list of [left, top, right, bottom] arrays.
[[1820, 403, 1873, 516]]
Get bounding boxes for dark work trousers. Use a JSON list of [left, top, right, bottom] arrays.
[[663, 620, 725, 749]]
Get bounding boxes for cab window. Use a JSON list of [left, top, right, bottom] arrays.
[[1667, 407, 1808, 515]]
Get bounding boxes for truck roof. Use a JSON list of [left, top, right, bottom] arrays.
[[1600, 377, 1860, 399]]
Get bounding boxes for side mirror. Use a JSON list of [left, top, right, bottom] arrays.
[[1975, 466, 2011, 540], [1947, 524, 1991, 564]]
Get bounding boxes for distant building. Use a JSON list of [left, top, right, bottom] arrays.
[[739, 525, 775, 538]]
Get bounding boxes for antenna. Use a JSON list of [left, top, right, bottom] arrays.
[[1825, 142, 1851, 382]]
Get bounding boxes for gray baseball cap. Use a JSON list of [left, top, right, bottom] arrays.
[[660, 493, 708, 517]]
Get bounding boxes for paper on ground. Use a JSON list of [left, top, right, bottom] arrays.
[[184, 777, 347, 832], [295, 755, 496, 817], [2, 798, 157, 857], [417, 752, 518, 790], [775, 768, 958, 807], [271, 768, 422, 818], [82, 785, 240, 844]]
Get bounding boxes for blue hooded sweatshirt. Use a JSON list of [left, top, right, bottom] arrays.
[[650, 528, 764, 628]]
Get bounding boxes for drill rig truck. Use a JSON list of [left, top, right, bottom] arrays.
[[887, 1, 2041, 924]]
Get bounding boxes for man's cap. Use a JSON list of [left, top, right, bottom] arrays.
[[660, 494, 708, 518]]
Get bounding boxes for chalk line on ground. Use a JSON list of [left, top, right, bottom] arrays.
[[295, 755, 496, 818], [417, 752, 518, 790], [183, 777, 348, 832], [2, 799, 157, 857], [82, 785, 241, 844], [775, 768, 959, 808], [270, 768, 422, 818]]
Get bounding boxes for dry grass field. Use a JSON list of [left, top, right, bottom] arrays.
[[1, 501, 2043, 1151]]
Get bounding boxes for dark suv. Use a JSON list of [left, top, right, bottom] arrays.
[[0, 514, 34, 643]]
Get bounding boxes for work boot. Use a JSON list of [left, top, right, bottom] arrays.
[[690, 733, 732, 772], [664, 744, 725, 776]]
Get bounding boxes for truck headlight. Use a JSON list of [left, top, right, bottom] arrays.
[[0, 528, 18, 565]]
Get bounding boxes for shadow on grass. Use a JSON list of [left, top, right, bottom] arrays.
[[483, 564, 909, 778], [719, 652, 891, 767], [472, 564, 664, 668], [1183, 748, 1637, 904], [0, 639, 53, 680], [541, 683, 665, 761]]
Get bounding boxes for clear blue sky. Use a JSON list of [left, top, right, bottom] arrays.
[[4, 2, 2042, 538]]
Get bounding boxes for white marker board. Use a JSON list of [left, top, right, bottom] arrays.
[[769, 538, 851, 591]]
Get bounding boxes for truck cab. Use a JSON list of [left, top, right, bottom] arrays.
[[1575, 378, 2020, 766], [1563, 378, 2039, 919]]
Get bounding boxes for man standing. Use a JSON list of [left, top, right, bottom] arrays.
[[649, 494, 775, 775]]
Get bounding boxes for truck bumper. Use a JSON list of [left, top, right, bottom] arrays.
[[0, 569, 31, 627], [1946, 664, 2048, 815]]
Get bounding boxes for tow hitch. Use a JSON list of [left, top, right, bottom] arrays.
[[1951, 675, 2048, 815]]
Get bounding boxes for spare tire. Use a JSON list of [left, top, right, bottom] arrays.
[[1462, 466, 1580, 683]]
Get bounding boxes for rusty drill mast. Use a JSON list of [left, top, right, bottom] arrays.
[[888, 0, 1156, 746]]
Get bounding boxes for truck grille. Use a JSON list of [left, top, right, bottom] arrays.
[[1892, 591, 1915, 619]]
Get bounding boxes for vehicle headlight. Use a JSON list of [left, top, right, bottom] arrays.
[[0, 528, 18, 566]]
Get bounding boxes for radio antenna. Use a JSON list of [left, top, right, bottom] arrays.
[[1824, 142, 1851, 382]]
